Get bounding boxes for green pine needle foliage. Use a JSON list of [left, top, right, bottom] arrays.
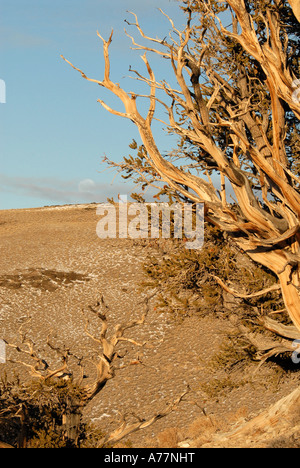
[[141, 222, 286, 322]]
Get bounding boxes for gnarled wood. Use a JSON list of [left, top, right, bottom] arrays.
[[2, 291, 188, 448], [0, 441, 14, 449], [62, 1, 300, 332], [288, 0, 300, 22], [98, 386, 190, 448], [202, 386, 300, 447]]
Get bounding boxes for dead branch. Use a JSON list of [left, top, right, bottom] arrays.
[[1, 290, 162, 447], [237, 322, 296, 365], [98, 386, 190, 448], [202, 385, 300, 447], [61, 2, 300, 332], [211, 274, 281, 299], [82, 290, 156, 402], [258, 316, 300, 341], [288, 0, 300, 23], [0, 441, 14, 449]]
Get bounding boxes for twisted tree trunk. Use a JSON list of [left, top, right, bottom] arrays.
[[61, 0, 300, 333]]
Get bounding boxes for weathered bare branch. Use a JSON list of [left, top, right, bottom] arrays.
[[288, 0, 300, 22], [62, 3, 300, 331], [98, 386, 190, 448], [202, 386, 300, 447], [82, 291, 156, 402], [258, 316, 300, 340], [211, 274, 281, 299]]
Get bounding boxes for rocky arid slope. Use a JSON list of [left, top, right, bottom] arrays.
[[0, 204, 299, 448]]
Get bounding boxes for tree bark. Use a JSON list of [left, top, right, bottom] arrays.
[[288, 0, 300, 22], [0, 441, 14, 448], [61, 1, 300, 332], [202, 386, 300, 447]]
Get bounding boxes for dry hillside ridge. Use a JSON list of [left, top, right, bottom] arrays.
[[0, 203, 299, 448]]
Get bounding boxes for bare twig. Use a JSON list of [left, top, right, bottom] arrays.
[[98, 386, 190, 448]]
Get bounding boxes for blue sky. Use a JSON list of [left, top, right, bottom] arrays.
[[0, 0, 186, 209]]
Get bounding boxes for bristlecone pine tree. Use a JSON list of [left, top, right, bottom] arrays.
[[62, 0, 300, 333]]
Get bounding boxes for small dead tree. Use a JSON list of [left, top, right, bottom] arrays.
[[1, 292, 189, 448], [61, 0, 300, 337]]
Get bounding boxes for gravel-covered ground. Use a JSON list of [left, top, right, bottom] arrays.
[[0, 204, 298, 447]]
